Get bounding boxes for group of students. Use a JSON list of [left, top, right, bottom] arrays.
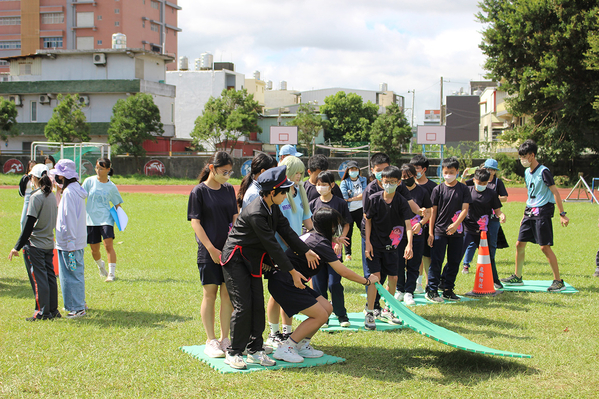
[[188, 139, 571, 370], [8, 157, 124, 320]]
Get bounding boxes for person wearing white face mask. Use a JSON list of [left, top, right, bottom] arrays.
[[501, 139, 569, 292], [309, 171, 352, 327], [188, 152, 238, 359], [461, 168, 506, 289], [426, 157, 472, 303], [339, 161, 368, 262]]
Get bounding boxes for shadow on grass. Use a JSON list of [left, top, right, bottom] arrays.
[[423, 315, 533, 341], [294, 345, 538, 384], [75, 308, 193, 329], [0, 277, 31, 299], [115, 277, 198, 285]]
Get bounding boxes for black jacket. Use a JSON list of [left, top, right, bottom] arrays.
[[221, 197, 310, 277]]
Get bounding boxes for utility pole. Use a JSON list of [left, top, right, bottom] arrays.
[[439, 76, 443, 126], [408, 89, 415, 153]]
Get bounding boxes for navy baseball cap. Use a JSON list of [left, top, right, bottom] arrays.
[[279, 145, 303, 157], [258, 165, 294, 192]]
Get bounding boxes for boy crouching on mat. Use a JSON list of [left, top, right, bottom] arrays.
[[220, 166, 320, 370], [268, 207, 379, 363], [364, 166, 414, 329], [462, 168, 506, 288], [501, 139, 569, 292]]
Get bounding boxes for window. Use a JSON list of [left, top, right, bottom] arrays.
[[43, 37, 63, 48], [115, 9, 120, 14], [76, 12, 94, 28], [31, 102, 37, 122], [41, 13, 63, 24], [142, 20, 145, 27], [97, 40, 102, 45], [151, 0, 160, 9], [115, 21, 120, 26], [0, 41, 21, 49], [19, 64, 32, 75], [97, 15, 102, 20], [76, 36, 94, 50], [0, 16, 21, 25], [150, 23, 159, 32]]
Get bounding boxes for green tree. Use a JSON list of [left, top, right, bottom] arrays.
[[319, 91, 379, 142], [44, 94, 90, 142], [477, 0, 599, 162], [191, 89, 262, 153], [108, 93, 164, 169], [0, 97, 18, 141], [287, 103, 324, 156], [369, 103, 412, 162]]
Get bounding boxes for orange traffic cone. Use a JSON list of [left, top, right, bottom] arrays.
[[464, 231, 502, 297]]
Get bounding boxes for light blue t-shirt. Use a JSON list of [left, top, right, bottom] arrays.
[[525, 164, 555, 208], [82, 176, 124, 226], [276, 188, 312, 251]]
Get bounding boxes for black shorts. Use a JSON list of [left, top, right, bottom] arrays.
[[422, 226, 432, 257], [365, 249, 399, 277], [267, 270, 321, 318], [517, 217, 553, 246], [198, 260, 225, 285], [87, 225, 115, 245]]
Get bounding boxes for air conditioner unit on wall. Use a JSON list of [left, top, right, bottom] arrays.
[[93, 53, 106, 65], [39, 95, 50, 104], [79, 95, 90, 106], [9, 95, 21, 106]]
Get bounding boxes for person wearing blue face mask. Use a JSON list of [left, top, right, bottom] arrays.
[[339, 161, 368, 262], [461, 168, 506, 288]]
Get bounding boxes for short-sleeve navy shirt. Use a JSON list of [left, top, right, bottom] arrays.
[[304, 180, 344, 202], [286, 232, 340, 278], [309, 196, 352, 225], [363, 191, 413, 251], [463, 186, 502, 234], [430, 182, 472, 237], [187, 182, 238, 263], [419, 179, 438, 198], [406, 184, 433, 236]]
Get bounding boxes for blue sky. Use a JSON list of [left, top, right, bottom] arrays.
[[177, 0, 488, 125]]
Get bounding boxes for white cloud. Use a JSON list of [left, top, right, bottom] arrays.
[[176, 0, 487, 124]]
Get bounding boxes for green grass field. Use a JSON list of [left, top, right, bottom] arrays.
[[1, 189, 599, 398]]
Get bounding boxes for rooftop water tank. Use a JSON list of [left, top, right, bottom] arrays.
[[253, 70, 260, 80], [112, 33, 126, 49], [280, 80, 287, 90], [200, 52, 213, 70], [379, 82, 388, 92], [266, 80, 272, 90], [179, 56, 189, 71]]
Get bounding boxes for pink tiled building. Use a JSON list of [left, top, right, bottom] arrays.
[[0, 0, 180, 73]]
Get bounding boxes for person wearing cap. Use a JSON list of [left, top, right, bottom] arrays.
[[278, 144, 302, 164], [339, 160, 367, 262], [8, 164, 60, 321], [50, 159, 89, 318], [219, 165, 320, 370], [461, 159, 509, 286]]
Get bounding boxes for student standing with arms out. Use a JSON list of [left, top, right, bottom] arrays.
[[18, 160, 37, 231], [8, 164, 60, 321], [220, 166, 320, 370], [269, 208, 379, 363], [462, 169, 506, 288], [339, 161, 367, 262], [364, 166, 413, 328], [426, 157, 471, 303], [501, 140, 569, 292], [395, 164, 432, 306], [410, 154, 437, 294], [309, 171, 352, 327], [82, 158, 124, 282], [237, 153, 277, 210], [266, 155, 313, 348], [50, 160, 88, 318], [188, 152, 238, 358]]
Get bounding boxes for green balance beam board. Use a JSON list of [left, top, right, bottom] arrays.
[[293, 312, 407, 332], [375, 283, 532, 358], [181, 345, 345, 374], [360, 293, 478, 306], [498, 280, 578, 293]]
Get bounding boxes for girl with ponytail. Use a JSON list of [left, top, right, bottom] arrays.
[[187, 151, 238, 358], [18, 160, 37, 230], [82, 157, 123, 282], [8, 164, 60, 321], [238, 152, 277, 210]]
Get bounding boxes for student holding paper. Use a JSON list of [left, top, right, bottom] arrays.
[[82, 158, 124, 282]]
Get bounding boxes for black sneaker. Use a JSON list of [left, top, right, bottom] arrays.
[[500, 274, 523, 285], [50, 310, 62, 319], [442, 289, 461, 301], [547, 279, 565, 292], [494, 282, 504, 290], [425, 289, 444, 303]]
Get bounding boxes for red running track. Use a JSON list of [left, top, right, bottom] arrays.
[[1, 185, 575, 202]]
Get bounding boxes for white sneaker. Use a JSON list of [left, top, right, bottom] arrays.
[[224, 353, 246, 369], [273, 341, 304, 363], [414, 276, 425, 294], [379, 308, 401, 324], [97, 261, 108, 277], [296, 339, 324, 358], [219, 337, 231, 352], [394, 291, 405, 301], [364, 312, 376, 330], [204, 339, 225, 358], [265, 332, 284, 349], [246, 351, 276, 366], [105, 273, 115, 282], [403, 292, 416, 306]]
